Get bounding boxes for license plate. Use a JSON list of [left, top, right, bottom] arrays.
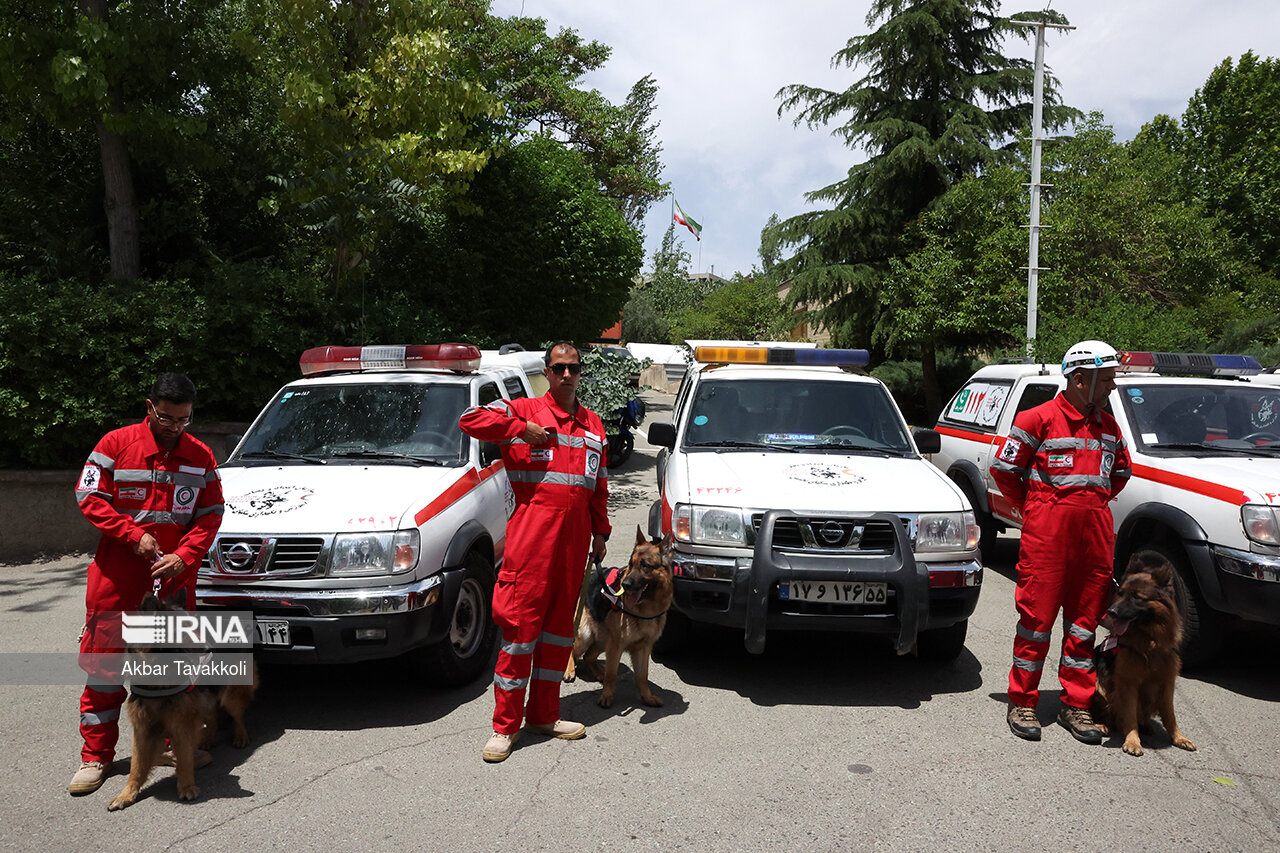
[[779, 580, 888, 604], [255, 619, 291, 647]]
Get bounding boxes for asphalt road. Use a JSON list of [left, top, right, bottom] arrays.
[[2, 390, 1278, 851]]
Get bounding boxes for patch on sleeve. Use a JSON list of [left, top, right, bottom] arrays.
[[77, 464, 102, 491], [1100, 451, 1115, 476], [997, 437, 1022, 463]]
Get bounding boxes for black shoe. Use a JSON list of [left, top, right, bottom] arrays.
[[1057, 705, 1103, 745], [1007, 703, 1041, 741]]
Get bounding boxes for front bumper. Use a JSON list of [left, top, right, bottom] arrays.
[[671, 510, 982, 654], [1212, 545, 1280, 625], [196, 569, 463, 664]]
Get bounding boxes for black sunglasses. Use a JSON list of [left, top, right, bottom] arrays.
[[549, 362, 582, 375]]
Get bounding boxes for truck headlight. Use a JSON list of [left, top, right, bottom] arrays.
[[1242, 505, 1280, 546], [331, 530, 420, 576], [916, 511, 977, 552], [673, 504, 746, 546]]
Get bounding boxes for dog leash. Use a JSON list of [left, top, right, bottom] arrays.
[[572, 557, 600, 630]]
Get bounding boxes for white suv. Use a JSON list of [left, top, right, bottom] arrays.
[[197, 344, 533, 685], [931, 351, 1280, 663], [647, 344, 982, 661]]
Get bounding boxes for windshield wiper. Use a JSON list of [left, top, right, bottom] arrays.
[[785, 443, 903, 456], [328, 449, 449, 465], [691, 440, 798, 452], [237, 449, 327, 465]]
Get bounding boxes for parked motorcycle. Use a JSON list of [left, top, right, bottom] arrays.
[[606, 396, 646, 468]]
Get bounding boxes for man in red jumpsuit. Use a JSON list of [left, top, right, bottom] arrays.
[[459, 341, 610, 762], [69, 373, 224, 795], [990, 340, 1131, 744]]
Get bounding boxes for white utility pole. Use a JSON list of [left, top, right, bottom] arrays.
[[1010, 18, 1074, 356]]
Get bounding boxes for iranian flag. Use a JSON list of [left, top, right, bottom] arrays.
[[673, 199, 702, 241]]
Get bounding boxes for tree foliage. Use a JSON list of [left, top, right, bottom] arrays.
[[1179, 51, 1280, 275], [771, 0, 1078, 350]]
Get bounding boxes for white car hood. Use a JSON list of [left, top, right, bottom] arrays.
[[217, 463, 465, 533], [1140, 453, 1280, 503], [680, 451, 964, 513]]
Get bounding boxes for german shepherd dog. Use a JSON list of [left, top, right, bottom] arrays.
[[108, 592, 258, 811], [563, 527, 673, 708], [1090, 551, 1197, 757]]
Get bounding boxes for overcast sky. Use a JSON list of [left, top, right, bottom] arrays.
[[490, 1, 1278, 279]]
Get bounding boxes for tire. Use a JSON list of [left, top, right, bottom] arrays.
[[415, 551, 498, 686], [1144, 542, 1222, 668], [608, 430, 634, 469], [916, 619, 968, 662]]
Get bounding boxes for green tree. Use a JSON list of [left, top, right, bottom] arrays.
[[1179, 51, 1280, 275], [771, 1, 1077, 391], [671, 274, 790, 343]]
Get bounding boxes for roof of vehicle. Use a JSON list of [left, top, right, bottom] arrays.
[[691, 362, 881, 384], [281, 363, 526, 389]]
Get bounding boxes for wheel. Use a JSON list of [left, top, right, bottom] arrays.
[[1143, 542, 1222, 667], [916, 619, 968, 662], [608, 430, 634, 468], [414, 551, 498, 686]]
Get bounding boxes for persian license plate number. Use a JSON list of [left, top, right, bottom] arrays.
[[779, 580, 887, 604], [255, 619, 291, 647]]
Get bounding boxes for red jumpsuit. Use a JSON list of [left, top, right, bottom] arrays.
[[459, 393, 610, 734], [990, 393, 1131, 711], [75, 421, 224, 762]]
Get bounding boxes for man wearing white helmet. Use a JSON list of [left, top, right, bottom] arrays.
[[990, 340, 1132, 744]]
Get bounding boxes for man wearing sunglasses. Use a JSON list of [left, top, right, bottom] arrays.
[[460, 341, 611, 762], [68, 373, 224, 795]]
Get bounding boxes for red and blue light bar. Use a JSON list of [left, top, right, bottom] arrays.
[[300, 344, 482, 376], [694, 346, 871, 368], [1117, 351, 1262, 377]]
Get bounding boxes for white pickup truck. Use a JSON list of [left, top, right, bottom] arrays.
[[196, 343, 538, 684], [931, 350, 1280, 663]]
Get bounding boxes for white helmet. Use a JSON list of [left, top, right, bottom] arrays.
[[1062, 340, 1120, 375]]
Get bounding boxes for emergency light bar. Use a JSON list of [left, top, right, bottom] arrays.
[[694, 346, 871, 368], [299, 344, 482, 376], [1117, 351, 1262, 377]]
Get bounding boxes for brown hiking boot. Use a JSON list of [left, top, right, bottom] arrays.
[[1007, 703, 1041, 741], [68, 761, 108, 795], [482, 731, 520, 763], [524, 719, 587, 740], [1058, 705, 1104, 744]]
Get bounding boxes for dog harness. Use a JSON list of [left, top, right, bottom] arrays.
[[588, 564, 668, 622]]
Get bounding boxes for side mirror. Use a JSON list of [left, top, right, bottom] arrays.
[[912, 427, 941, 455], [648, 421, 676, 450], [480, 441, 501, 466]]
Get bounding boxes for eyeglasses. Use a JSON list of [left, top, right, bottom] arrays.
[[149, 405, 192, 428], [548, 363, 582, 376]]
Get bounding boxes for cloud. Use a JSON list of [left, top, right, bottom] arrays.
[[493, 0, 1279, 278]]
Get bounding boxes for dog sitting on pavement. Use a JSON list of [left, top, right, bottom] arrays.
[[563, 527, 673, 708], [107, 592, 258, 811], [1090, 550, 1197, 757]]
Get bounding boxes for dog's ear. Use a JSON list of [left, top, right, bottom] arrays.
[[659, 530, 674, 556], [635, 525, 647, 547], [139, 593, 162, 612], [1149, 559, 1174, 587]]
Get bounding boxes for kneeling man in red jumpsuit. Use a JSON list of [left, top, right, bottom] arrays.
[[991, 341, 1131, 743], [459, 341, 610, 762]]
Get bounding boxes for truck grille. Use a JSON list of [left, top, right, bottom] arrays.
[[751, 515, 899, 554], [201, 536, 326, 577]]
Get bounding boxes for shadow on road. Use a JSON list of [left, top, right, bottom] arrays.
[[0, 557, 87, 614]]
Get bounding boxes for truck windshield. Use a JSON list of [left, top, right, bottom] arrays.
[[1119, 381, 1280, 453], [233, 383, 469, 465], [684, 378, 914, 453]]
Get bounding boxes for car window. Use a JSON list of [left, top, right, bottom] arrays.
[[503, 376, 528, 400], [683, 378, 913, 452], [478, 382, 502, 406], [235, 383, 468, 463], [1120, 382, 1280, 450], [941, 380, 1013, 430], [1015, 383, 1059, 416]]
